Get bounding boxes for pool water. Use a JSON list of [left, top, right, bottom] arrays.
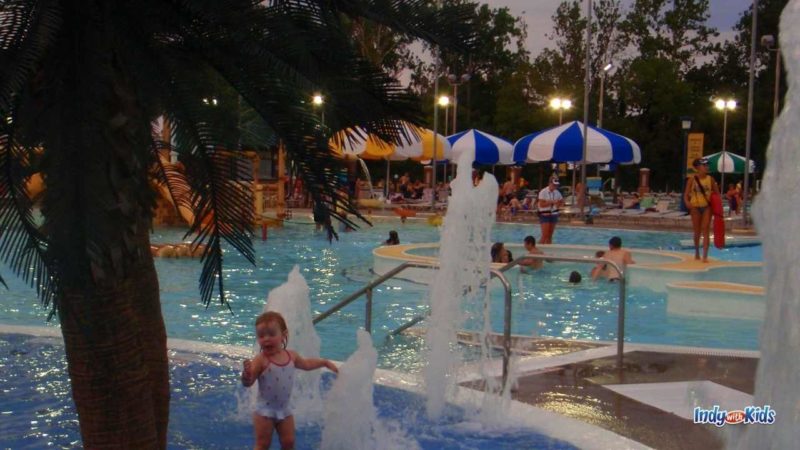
[[0, 220, 764, 370], [0, 333, 576, 449]]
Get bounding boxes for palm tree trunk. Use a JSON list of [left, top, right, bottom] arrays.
[[58, 239, 169, 449]]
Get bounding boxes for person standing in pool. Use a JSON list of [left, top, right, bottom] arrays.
[[241, 311, 338, 450], [603, 237, 635, 281], [684, 158, 719, 262], [537, 177, 564, 244]]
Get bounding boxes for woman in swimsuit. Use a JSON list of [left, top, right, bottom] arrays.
[[683, 158, 719, 262]]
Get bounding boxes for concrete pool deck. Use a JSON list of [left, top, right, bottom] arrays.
[[442, 331, 758, 450]]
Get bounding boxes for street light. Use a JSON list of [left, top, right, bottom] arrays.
[[438, 95, 450, 135], [549, 98, 572, 125], [714, 98, 736, 191], [312, 93, 324, 126], [761, 34, 782, 121], [446, 73, 470, 134], [597, 63, 612, 128]]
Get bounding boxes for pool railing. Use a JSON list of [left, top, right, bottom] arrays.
[[313, 256, 626, 387]]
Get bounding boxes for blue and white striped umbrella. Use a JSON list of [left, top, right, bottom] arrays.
[[513, 121, 641, 164], [447, 129, 518, 165]]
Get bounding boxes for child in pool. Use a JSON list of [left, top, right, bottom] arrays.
[[241, 311, 338, 449]]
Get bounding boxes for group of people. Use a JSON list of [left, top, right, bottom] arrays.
[[490, 235, 634, 282]]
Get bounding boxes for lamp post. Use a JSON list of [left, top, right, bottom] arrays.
[[430, 76, 441, 208], [438, 95, 450, 182], [742, 1, 757, 227], [446, 73, 470, 135], [761, 35, 782, 121], [312, 93, 324, 127], [680, 116, 692, 211], [549, 97, 572, 125], [548, 97, 572, 187], [597, 63, 612, 128], [715, 98, 736, 192]]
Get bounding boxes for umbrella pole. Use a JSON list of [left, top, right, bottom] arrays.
[[385, 158, 391, 199], [571, 164, 577, 205]]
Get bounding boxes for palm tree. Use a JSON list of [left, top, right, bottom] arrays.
[[0, 0, 474, 447]]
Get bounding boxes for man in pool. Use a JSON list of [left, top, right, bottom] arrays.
[[519, 235, 544, 270], [603, 236, 634, 281]]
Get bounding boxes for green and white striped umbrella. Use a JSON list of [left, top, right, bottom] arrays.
[[705, 151, 757, 174]]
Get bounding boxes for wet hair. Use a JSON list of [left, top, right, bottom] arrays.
[[386, 230, 399, 245], [595, 250, 605, 258], [255, 311, 289, 348], [609, 236, 622, 249], [524, 236, 536, 246], [569, 271, 582, 283], [491, 242, 504, 262]]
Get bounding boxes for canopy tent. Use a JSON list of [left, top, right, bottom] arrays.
[[513, 120, 641, 164], [447, 129, 517, 165], [703, 151, 757, 174]]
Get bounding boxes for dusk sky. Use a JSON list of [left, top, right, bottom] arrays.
[[487, 0, 752, 55]]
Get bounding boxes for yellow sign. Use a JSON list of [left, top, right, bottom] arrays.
[[686, 133, 704, 174], [558, 163, 567, 177]]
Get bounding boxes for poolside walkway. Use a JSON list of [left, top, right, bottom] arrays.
[[446, 331, 758, 450]]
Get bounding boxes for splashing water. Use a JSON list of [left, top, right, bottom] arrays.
[[732, 2, 800, 448], [236, 265, 324, 423], [424, 148, 500, 419], [321, 330, 418, 450]]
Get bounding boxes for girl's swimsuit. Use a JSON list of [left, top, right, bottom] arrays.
[[255, 350, 296, 420]]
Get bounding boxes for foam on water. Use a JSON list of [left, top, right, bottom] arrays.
[[732, 2, 800, 447], [423, 148, 500, 419], [321, 330, 417, 450], [236, 265, 324, 423]]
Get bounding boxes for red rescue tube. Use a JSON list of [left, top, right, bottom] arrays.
[[713, 214, 726, 249]]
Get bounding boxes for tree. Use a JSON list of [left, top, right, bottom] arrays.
[[0, 0, 474, 447]]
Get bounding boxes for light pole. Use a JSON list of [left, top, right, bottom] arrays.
[[447, 73, 470, 180], [312, 93, 324, 127], [446, 73, 470, 135], [438, 95, 450, 183], [742, 0, 757, 228], [548, 97, 572, 188], [761, 34, 782, 121], [549, 97, 572, 125], [680, 116, 692, 211], [597, 63, 612, 128], [715, 98, 736, 192]]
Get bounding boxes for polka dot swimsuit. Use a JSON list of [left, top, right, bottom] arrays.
[[255, 350, 296, 420]]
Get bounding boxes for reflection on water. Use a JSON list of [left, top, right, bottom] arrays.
[[0, 222, 762, 368]]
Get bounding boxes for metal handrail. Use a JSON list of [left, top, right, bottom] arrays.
[[313, 261, 515, 388], [312, 253, 627, 389], [497, 255, 627, 369]]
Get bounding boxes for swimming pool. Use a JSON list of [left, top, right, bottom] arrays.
[[0, 332, 578, 449], [0, 220, 764, 370]]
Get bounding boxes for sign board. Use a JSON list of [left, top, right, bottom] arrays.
[[558, 163, 567, 177], [686, 133, 704, 174]]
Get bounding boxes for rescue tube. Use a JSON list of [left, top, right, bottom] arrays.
[[713, 215, 726, 249], [710, 192, 724, 217]]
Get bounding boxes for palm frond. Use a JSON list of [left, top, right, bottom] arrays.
[[0, 129, 58, 309], [0, 0, 62, 114]]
